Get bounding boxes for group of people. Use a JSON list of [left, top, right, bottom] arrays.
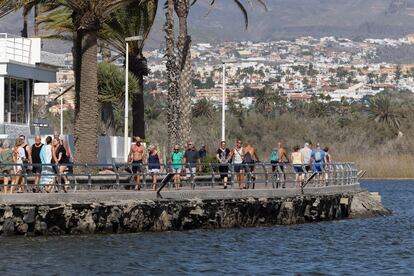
[[0, 132, 71, 193], [0, 133, 331, 193], [128, 136, 331, 191]]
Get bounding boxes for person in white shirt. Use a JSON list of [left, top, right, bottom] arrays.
[[300, 142, 313, 172]]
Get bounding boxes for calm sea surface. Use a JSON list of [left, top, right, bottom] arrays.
[[0, 180, 413, 275]]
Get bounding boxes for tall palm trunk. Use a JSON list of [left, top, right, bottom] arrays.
[[165, 0, 180, 152], [130, 53, 146, 139], [175, 0, 192, 146], [73, 29, 99, 164], [21, 12, 29, 37], [34, 4, 39, 36]]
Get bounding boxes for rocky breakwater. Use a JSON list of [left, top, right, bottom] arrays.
[[0, 189, 390, 236]]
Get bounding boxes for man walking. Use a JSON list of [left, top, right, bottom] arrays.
[[229, 139, 244, 189], [198, 144, 207, 159], [128, 136, 146, 190], [300, 142, 312, 173], [311, 143, 326, 186], [183, 141, 201, 186], [242, 142, 260, 189], [216, 141, 231, 189], [270, 142, 290, 188], [31, 135, 44, 191]]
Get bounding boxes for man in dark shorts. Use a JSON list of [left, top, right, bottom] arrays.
[[128, 136, 146, 190], [242, 143, 260, 188], [228, 140, 244, 189], [183, 141, 201, 182], [31, 135, 44, 190], [216, 141, 231, 189]]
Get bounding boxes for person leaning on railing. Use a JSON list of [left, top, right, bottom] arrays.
[[0, 140, 13, 194]]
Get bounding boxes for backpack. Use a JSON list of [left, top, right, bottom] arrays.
[[244, 151, 252, 163], [270, 149, 279, 162], [314, 151, 322, 162]]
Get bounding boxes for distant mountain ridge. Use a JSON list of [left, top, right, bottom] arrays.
[[2, 0, 414, 53]]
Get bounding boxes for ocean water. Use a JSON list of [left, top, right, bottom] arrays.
[[0, 180, 412, 275]]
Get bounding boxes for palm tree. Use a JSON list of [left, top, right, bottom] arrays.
[[254, 89, 273, 115], [101, 0, 158, 139], [164, 0, 267, 151], [0, 0, 58, 37], [165, 0, 180, 152], [97, 62, 139, 136], [37, 1, 157, 138], [58, 0, 136, 165], [368, 95, 402, 133], [192, 98, 215, 119]]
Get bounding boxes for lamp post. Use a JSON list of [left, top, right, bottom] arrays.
[[124, 35, 143, 162], [221, 60, 236, 142]]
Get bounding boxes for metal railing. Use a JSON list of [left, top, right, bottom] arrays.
[[0, 162, 359, 194]]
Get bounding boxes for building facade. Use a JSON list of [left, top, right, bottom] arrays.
[[0, 34, 57, 129]]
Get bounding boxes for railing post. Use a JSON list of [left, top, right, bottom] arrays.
[[210, 163, 215, 189]]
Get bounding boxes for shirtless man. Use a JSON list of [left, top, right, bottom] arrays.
[[242, 142, 260, 188], [228, 140, 245, 189], [271, 142, 291, 188], [128, 136, 146, 190]]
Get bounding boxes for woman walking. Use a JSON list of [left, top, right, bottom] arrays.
[[0, 140, 13, 193], [291, 145, 305, 189], [148, 145, 162, 191], [40, 136, 55, 192], [53, 138, 70, 193], [13, 138, 27, 193]]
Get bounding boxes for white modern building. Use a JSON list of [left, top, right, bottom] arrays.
[[0, 33, 57, 129]]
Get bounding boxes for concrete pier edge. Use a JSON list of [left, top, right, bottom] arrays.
[[0, 183, 391, 236]]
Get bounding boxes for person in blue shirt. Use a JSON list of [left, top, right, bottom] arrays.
[[311, 143, 326, 175]]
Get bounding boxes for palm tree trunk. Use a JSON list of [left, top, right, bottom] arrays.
[[165, 0, 180, 152], [175, 0, 193, 146], [132, 72, 145, 138], [21, 13, 28, 38], [34, 4, 39, 36], [73, 29, 99, 164], [101, 102, 116, 136], [129, 54, 146, 139]]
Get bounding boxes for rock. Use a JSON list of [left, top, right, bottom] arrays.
[[2, 218, 15, 235], [350, 191, 392, 218], [23, 208, 36, 224]]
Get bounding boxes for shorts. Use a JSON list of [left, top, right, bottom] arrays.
[[243, 161, 255, 173], [32, 164, 42, 174], [294, 165, 304, 173], [219, 165, 229, 179], [271, 161, 285, 172], [186, 167, 196, 175], [132, 161, 143, 174], [314, 164, 324, 173], [233, 164, 243, 173], [149, 168, 160, 174], [172, 167, 182, 174]]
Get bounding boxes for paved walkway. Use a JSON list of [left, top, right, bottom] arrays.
[[0, 184, 361, 204]]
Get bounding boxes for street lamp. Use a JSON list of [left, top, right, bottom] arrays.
[[221, 60, 237, 142], [124, 35, 143, 162]]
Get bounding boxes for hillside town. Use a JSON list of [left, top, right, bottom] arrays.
[[42, 35, 414, 113]]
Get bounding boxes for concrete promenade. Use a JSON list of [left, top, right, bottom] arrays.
[[0, 184, 361, 204]]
